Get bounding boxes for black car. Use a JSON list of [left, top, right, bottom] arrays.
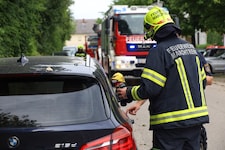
[[0, 55, 137, 150]]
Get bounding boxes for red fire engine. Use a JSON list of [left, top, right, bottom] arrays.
[[84, 35, 99, 59], [97, 5, 159, 84], [93, 5, 178, 85]]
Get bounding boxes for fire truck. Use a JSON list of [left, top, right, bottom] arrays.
[[98, 5, 159, 84], [84, 35, 99, 58]]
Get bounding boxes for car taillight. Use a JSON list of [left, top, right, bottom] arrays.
[[80, 124, 137, 150]]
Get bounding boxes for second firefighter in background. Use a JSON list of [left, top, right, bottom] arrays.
[[111, 72, 132, 106], [75, 45, 86, 57]]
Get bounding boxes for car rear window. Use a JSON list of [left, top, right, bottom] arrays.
[[0, 76, 107, 127]]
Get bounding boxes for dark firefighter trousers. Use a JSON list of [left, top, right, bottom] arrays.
[[151, 125, 207, 150]]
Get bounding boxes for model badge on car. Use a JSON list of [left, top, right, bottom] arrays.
[[55, 143, 77, 148], [8, 136, 20, 148]]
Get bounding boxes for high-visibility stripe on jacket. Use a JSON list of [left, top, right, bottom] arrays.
[[75, 52, 86, 57], [127, 36, 209, 130]]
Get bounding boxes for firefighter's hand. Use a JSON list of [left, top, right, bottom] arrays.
[[126, 104, 140, 115], [126, 100, 147, 115], [116, 87, 128, 100]]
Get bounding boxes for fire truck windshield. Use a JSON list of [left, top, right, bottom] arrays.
[[118, 14, 145, 35]]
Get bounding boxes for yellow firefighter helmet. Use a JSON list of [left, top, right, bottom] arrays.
[[111, 72, 125, 83], [144, 6, 174, 39], [78, 45, 84, 50]]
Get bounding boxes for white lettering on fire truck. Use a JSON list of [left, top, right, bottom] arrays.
[[126, 36, 155, 44]]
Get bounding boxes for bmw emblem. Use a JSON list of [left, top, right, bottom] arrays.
[[8, 136, 20, 148]]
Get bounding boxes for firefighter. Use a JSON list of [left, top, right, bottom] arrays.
[[116, 6, 209, 150], [75, 45, 86, 57], [126, 52, 213, 150], [111, 72, 132, 106], [111, 72, 126, 88], [198, 51, 213, 86]]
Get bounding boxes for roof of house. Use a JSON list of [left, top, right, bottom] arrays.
[[75, 19, 96, 34]]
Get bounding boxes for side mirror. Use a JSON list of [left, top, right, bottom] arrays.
[[105, 17, 110, 29], [112, 16, 121, 22], [104, 17, 110, 35], [92, 24, 100, 33]]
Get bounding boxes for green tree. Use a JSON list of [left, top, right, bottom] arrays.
[[163, 0, 225, 45], [203, 1, 225, 34], [0, 0, 74, 57], [207, 30, 223, 45], [0, 0, 46, 57], [38, 0, 74, 55]]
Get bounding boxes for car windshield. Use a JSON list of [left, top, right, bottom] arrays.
[[118, 14, 145, 35], [62, 46, 77, 56], [0, 76, 107, 127], [204, 49, 225, 57]]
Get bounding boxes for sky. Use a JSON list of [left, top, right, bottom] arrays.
[[70, 0, 113, 19]]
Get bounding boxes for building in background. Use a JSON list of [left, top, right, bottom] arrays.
[[195, 29, 207, 45], [65, 19, 96, 47]]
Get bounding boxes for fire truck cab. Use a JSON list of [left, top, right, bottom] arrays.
[[85, 35, 99, 58], [100, 5, 158, 85]]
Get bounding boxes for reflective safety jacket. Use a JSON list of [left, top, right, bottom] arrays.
[[127, 35, 209, 130], [75, 52, 86, 57]]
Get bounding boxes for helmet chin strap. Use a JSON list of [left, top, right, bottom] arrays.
[[144, 27, 154, 40], [144, 32, 151, 40]]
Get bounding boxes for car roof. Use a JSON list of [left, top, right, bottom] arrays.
[[206, 45, 225, 50], [0, 55, 100, 77]]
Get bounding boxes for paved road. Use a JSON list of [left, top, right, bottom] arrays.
[[122, 77, 225, 150]]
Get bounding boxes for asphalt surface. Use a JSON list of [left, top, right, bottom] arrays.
[[122, 75, 225, 150]]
